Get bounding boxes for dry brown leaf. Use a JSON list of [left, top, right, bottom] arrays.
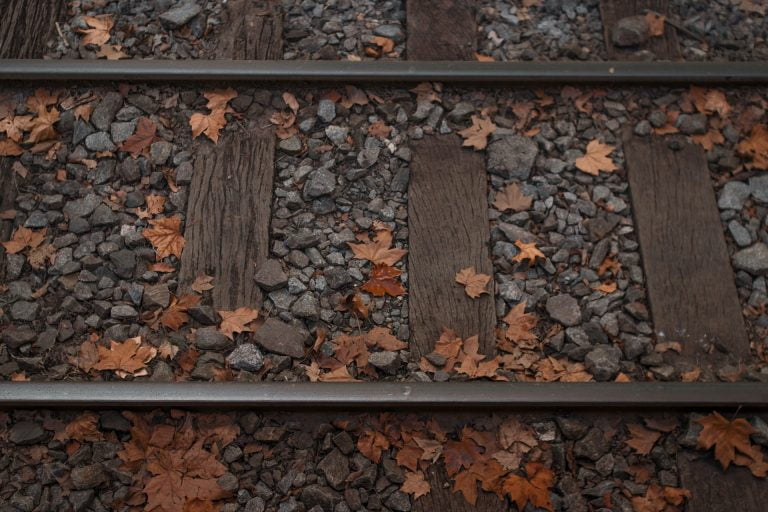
[[690, 86, 731, 118], [474, 53, 495, 62], [120, 117, 157, 157], [0, 139, 23, 156], [645, 12, 666, 37], [2, 226, 46, 254], [78, 15, 114, 46], [97, 44, 128, 59], [458, 115, 496, 151], [738, 124, 768, 170], [361, 263, 406, 297], [218, 307, 259, 340], [348, 228, 407, 266], [691, 128, 725, 151], [493, 183, 533, 212], [626, 424, 662, 455], [92, 337, 157, 378], [368, 120, 391, 139], [739, 0, 765, 14], [371, 36, 395, 54], [502, 463, 554, 512], [282, 92, 299, 113], [143, 216, 185, 260], [696, 412, 761, 471], [191, 274, 215, 293], [190, 109, 228, 143], [575, 140, 618, 175], [512, 240, 544, 265], [160, 295, 201, 331], [502, 302, 538, 344], [401, 471, 431, 500], [455, 267, 491, 299]]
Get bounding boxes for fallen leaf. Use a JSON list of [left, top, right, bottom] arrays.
[[626, 424, 662, 455], [443, 432, 483, 476], [681, 367, 701, 382], [145, 194, 166, 216], [26, 106, 60, 144], [575, 140, 618, 175], [203, 88, 238, 111], [97, 44, 128, 59], [692, 128, 725, 151], [645, 12, 666, 37], [2, 226, 46, 254], [372, 36, 395, 54], [696, 412, 759, 470], [78, 15, 114, 46], [191, 274, 215, 293], [190, 109, 228, 143], [512, 240, 544, 265], [218, 307, 259, 340], [143, 216, 185, 260], [474, 53, 495, 62], [348, 228, 407, 266], [493, 183, 533, 212], [368, 120, 391, 139], [0, 139, 23, 156], [454, 267, 491, 299], [738, 124, 768, 170], [160, 295, 201, 331], [282, 92, 299, 113], [690, 86, 731, 118], [357, 429, 390, 463], [93, 337, 157, 378], [120, 117, 157, 157], [502, 462, 554, 512], [458, 115, 496, 151], [362, 263, 406, 297], [502, 302, 538, 344], [739, 0, 765, 15], [401, 471, 431, 500], [366, 327, 408, 351]]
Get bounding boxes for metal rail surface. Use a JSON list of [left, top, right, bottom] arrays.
[[1, 382, 767, 409], [1, 60, 767, 84]]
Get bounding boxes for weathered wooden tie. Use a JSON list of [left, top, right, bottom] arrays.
[[0, 0, 67, 59], [599, 0, 681, 59], [213, 0, 283, 59], [407, 0, 476, 60], [0, 162, 19, 280], [624, 134, 749, 362]]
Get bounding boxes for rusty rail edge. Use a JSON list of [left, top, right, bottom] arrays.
[[0, 382, 767, 409], [0, 60, 767, 84]]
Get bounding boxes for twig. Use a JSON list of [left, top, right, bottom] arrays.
[[55, 22, 70, 49]]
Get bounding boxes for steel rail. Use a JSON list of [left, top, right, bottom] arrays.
[[1, 60, 767, 84], [1, 382, 767, 409]]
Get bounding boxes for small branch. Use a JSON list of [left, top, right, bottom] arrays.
[[55, 22, 70, 49]]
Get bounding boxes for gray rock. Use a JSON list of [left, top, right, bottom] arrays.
[[111, 305, 138, 320], [317, 449, 349, 490], [70, 490, 95, 511], [285, 231, 321, 249], [85, 132, 117, 152], [303, 169, 336, 199], [73, 119, 95, 145], [733, 243, 768, 275], [622, 335, 652, 360], [448, 102, 475, 122], [584, 345, 622, 381], [546, 294, 581, 326], [90, 204, 117, 226], [611, 15, 649, 47], [385, 492, 412, 512], [226, 344, 265, 372], [317, 99, 336, 123], [71, 464, 106, 490], [245, 497, 266, 512], [159, 0, 202, 27], [369, 351, 402, 374], [150, 141, 173, 165], [143, 283, 170, 308], [9, 421, 46, 444], [749, 175, 768, 203], [110, 121, 135, 144], [676, 114, 708, 135], [555, 416, 589, 440], [119, 158, 141, 182], [299, 485, 341, 511], [196, 327, 234, 351], [718, 181, 750, 210], [109, 249, 136, 279], [279, 136, 303, 154], [64, 194, 102, 218], [254, 318, 307, 358], [633, 120, 652, 136], [573, 427, 611, 461], [324, 267, 352, 289], [91, 92, 123, 131], [373, 24, 405, 42], [291, 292, 320, 319], [2, 325, 36, 349], [10, 301, 39, 321], [487, 136, 539, 180], [254, 259, 288, 291], [325, 125, 349, 146], [728, 220, 752, 247]]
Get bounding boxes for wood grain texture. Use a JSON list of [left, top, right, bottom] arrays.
[[0, 0, 67, 58], [408, 135, 496, 359], [413, 463, 505, 512], [0, 162, 18, 280], [624, 133, 749, 363], [599, 0, 681, 59], [407, 0, 476, 60], [678, 450, 768, 512], [178, 131, 275, 309], [215, 0, 283, 59]]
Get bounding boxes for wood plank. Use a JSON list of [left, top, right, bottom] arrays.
[[214, 0, 283, 59], [678, 450, 768, 512], [624, 133, 749, 364], [407, 0, 476, 60], [0, 0, 67, 58], [178, 131, 275, 309], [0, 161, 18, 281], [408, 135, 496, 359], [599, 0, 681, 59]]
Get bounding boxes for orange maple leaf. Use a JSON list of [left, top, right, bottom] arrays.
[[458, 115, 496, 151], [0, 139, 23, 156], [645, 12, 666, 37], [2, 226, 46, 254], [512, 240, 544, 265], [502, 462, 554, 512], [696, 412, 760, 470], [160, 295, 201, 331], [493, 183, 533, 212], [501, 302, 538, 344], [631, 483, 691, 512], [443, 429, 484, 476], [738, 124, 768, 170], [120, 117, 157, 157], [92, 337, 157, 378], [575, 140, 618, 175], [358, 429, 390, 463], [361, 263, 406, 297], [689, 86, 731, 118], [455, 267, 491, 298], [190, 109, 228, 144], [77, 15, 114, 46], [26, 106, 60, 144], [143, 216, 185, 259], [218, 307, 259, 340], [348, 228, 407, 266], [401, 471, 431, 500], [625, 424, 662, 455]]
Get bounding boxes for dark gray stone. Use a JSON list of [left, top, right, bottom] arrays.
[[9, 421, 47, 444], [91, 92, 123, 131], [317, 99, 336, 123], [71, 464, 106, 490], [196, 326, 235, 351], [317, 449, 349, 490], [612, 15, 649, 47], [573, 427, 611, 461], [733, 243, 768, 275], [676, 114, 708, 135], [254, 259, 288, 291], [546, 294, 581, 326], [373, 24, 404, 42], [64, 194, 102, 218], [324, 267, 352, 289], [368, 351, 402, 374], [10, 301, 39, 321], [487, 136, 539, 180], [85, 132, 117, 152], [584, 345, 622, 381], [254, 318, 306, 358], [303, 169, 336, 199], [299, 485, 341, 511], [159, 0, 202, 27], [226, 344, 265, 372], [717, 181, 750, 210]]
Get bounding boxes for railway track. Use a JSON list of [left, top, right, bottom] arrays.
[[1, 0, 768, 511]]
